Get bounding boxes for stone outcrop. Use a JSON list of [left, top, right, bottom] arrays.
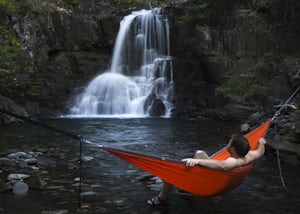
[[144, 93, 166, 117], [1, 0, 120, 118], [0, 95, 28, 124]]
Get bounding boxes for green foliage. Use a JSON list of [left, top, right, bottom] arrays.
[[258, 53, 284, 66], [15, 0, 31, 13], [0, 25, 19, 47], [282, 135, 300, 144], [0, 0, 32, 14], [0, 0, 78, 15], [180, 0, 256, 25], [114, 0, 165, 7], [180, 4, 212, 24], [115, 0, 145, 3], [0, 25, 20, 75], [62, 0, 78, 5], [0, 45, 20, 90], [216, 73, 268, 102], [0, 0, 16, 14]]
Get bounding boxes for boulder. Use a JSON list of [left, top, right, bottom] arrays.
[[148, 98, 166, 117], [143, 93, 157, 113], [0, 95, 28, 124], [12, 181, 29, 196]]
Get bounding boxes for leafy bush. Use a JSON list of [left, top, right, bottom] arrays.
[[0, 0, 16, 14], [0, 0, 32, 14], [114, 0, 165, 7], [180, 5, 211, 24], [115, 0, 145, 3], [62, 0, 78, 5], [0, 25, 20, 74], [216, 73, 268, 102], [15, 0, 31, 13], [0, 46, 20, 91]]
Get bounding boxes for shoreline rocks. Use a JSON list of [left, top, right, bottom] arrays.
[[12, 181, 29, 195], [0, 146, 83, 213]]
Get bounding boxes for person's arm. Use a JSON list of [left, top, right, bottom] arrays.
[[182, 138, 267, 170], [246, 137, 266, 161], [181, 157, 239, 171]]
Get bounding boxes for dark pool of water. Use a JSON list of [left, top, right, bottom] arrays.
[[0, 118, 299, 213]]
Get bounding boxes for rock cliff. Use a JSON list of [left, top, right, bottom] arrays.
[[168, 0, 300, 120]]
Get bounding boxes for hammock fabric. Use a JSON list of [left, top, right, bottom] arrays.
[[101, 120, 271, 198]]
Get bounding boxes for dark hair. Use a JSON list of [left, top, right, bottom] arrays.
[[230, 134, 250, 157]]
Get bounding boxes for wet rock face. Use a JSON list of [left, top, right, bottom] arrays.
[[169, 0, 300, 118], [143, 93, 156, 113], [144, 93, 166, 117], [1, 2, 120, 117], [0, 95, 28, 125], [149, 99, 166, 117]]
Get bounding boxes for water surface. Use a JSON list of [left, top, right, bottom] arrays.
[[0, 118, 299, 213]]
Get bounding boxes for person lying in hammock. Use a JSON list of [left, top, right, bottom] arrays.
[[147, 134, 267, 206]]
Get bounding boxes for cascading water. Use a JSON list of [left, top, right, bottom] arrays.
[[70, 8, 174, 117]]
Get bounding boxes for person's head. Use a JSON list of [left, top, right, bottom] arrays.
[[227, 134, 250, 157]]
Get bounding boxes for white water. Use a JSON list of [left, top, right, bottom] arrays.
[[70, 8, 174, 117]]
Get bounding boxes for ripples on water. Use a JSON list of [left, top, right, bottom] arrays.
[[0, 118, 299, 213]]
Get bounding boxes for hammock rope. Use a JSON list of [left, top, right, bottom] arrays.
[[276, 146, 288, 190]]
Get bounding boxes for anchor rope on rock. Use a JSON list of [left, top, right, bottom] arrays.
[[276, 145, 288, 190], [269, 85, 300, 191], [271, 85, 300, 122]]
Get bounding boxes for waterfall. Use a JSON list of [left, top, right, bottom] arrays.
[[70, 8, 174, 117]]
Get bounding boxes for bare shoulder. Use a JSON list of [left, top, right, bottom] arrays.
[[224, 157, 246, 169], [225, 157, 237, 164]]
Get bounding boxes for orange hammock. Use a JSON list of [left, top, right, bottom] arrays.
[[101, 120, 271, 198]]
